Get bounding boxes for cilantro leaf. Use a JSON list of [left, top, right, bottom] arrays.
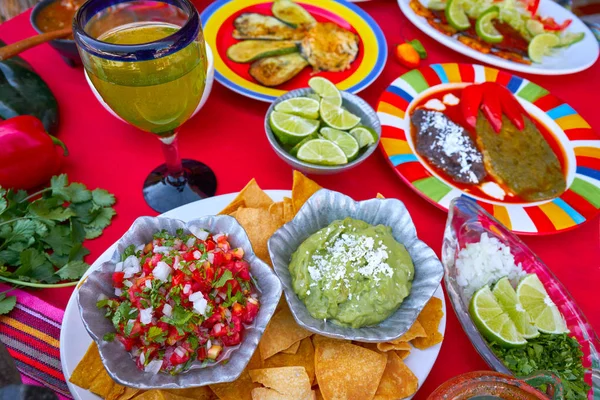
[[84, 226, 104, 240], [0, 250, 20, 266], [147, 326, 167, 344], [13, 248, 47, 277], [55, 260, 89, 280], [87, 207, 116, 230], [92, 189, 116, 207], [50, 174, 69, 198], [213, 270, 233, 288], [0, 195, 7, 215], [68, 243, 90, 262], [112, 301, 132, 330], [103, 332, 115, 342], [41, 225, 73, 255], [0, 294, 16, 315], [30, 200, 76, 221], [67, 183, 92, 204]]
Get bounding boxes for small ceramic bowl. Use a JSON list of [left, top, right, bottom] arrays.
[[30, 0, 81, 67], [85, 43, 215, 122], [442, 197, 600, 397], [265, 88, 382, 175], [77, 216, 282, 389], [267, 189, 444, 342]]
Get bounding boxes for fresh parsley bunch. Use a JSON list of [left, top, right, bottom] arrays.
[[0, 174, 117, 314]]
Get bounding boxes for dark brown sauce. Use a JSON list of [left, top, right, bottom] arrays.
[[410, 87, 567, 204], [35, 0, 86, 39]]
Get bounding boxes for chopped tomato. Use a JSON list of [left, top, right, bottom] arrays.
[[210, 323, 227, 337], [244, 298, 259, 324], [112, 272, 125, 288], [169, 350, 190, 366], [202, 311, 223, 328], [117, 334, 136, 351], [232, 302, 244, 317], [167, 326, 185, 346], [197, 347, 207, 361], [221, 331, 241, 346]]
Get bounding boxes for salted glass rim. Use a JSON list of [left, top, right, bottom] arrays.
[[73, 0, 200, 62]]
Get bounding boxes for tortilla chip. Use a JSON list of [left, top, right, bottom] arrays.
[[291, 171, 321, 213], [311, 335, 348, 347], [400, 320, 427, 342], [354, 342, 381, 353], [411, 297, 444, 350], [164, 387, 215, 399], [249, 367, 313, 400], [314, 340, 386, 400], [115, 387, 142, 400], [395, 349, 411, 360], [263, 338, 316, 385], [315, 387, 324, 400], [69, 344, 105, 389], [376, 193, 385, 199], [234, 207, 282, 265], [224, 179, 273, 212], [130, 390, 194, 400], [268, 201, 285, 222], [281, 340, 301, 355], [376, 341, 412, 353], [373, 352, 419, 400], [89, 371, 115, 397], [282, 197, 295, 223], [210, 350, 262, 400], [260, 308, 313, 360], [105, 384, 126, 400], [218, 198, 245, 216]]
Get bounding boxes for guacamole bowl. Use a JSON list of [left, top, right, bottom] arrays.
[[267, 189, 444, 342]]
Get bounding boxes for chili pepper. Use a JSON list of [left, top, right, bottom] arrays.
[[496, 84, 525, 131], [481, 83, 503, 133], [525, 0, 540, 16], [0, 115, 68, 190], [535, 15, 572, 31], [395, 43, 421, 68], [461, 83, 485, 130]]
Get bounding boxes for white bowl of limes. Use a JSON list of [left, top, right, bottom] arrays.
[[265, 77, 381, 175]]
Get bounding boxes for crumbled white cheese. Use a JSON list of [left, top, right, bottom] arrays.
[[481, 182, 506, 200], [152, 261, 171, 282], [443, 93, 460, 106], [424, 98, 446, 111]]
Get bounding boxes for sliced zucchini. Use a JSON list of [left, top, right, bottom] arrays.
[[233, 13, 304, 40], [249, 53, 308, 87], [272, 0, 316, 28], [227, 40, 298, 63]]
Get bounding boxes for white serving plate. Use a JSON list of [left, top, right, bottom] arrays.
[[60, 190, 446, 399]]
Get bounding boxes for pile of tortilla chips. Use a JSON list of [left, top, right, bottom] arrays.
[[69, 171, 444, 400]]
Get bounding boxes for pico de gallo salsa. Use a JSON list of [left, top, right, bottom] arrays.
[[96, 228, 260, 375]]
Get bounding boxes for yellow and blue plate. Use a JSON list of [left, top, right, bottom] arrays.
[[200, 0, 387, 102]]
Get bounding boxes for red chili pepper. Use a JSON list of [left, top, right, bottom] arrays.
[[496, 85, 526, 131], [526, 0, 540, 15], [481, 83, 504, 133], [461, 84, 485, 130], [535, 16, 572, 31], [0, 115, 68, 190]]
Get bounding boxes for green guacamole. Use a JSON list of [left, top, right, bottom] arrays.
[[289, 218, 414, 328]]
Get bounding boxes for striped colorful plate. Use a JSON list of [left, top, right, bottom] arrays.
[[200, 0, 387, 102], [376, 63, 600, 235]]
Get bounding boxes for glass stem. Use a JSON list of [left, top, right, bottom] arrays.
[[159, 132, 184, 180]]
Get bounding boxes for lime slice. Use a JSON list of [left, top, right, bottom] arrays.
[[350, 126, 378, 149], [526, 19, 545, 37], [427, 0, 447, 10], [470, 286, 527, 347], [308, 77, 342, 107], [320, 127, 360, 160], [528, 33, 560, 63], [269, 111, 320, 146], [492, 278, 539, 339], [289, 133, 318, 157], [306, 93, 321, 102], [296, 139, 348, 166], [320, 100, 361, 131], [557, 32, 585, 47], [517, 274, 568, 334], [446, 0, 471, 31], [274, 97, 320, 119], [476, 6, 503, 43]]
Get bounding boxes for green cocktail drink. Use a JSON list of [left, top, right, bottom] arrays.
[[87, 22, 207, 135]]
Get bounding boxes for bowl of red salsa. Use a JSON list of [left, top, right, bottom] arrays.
[[77, 215, 282, 389]]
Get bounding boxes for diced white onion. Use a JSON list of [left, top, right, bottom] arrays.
[[188, 263, 196, 272], [136, 244, 145, 252], [206, 340, 212, 349], [213, 233, 225, 241], [123, 280, 133, 288], [162, 303, 172, 317], [97, 293, 107, 301], [114, 288, 122, 297], [186, 237, 196, 248], [153, 246, 172, 254], [174, 346, 186, 358], [193, 297, 208, 316], [114, 262, 124, 272], [145, 279, 152, 289], [123, 255, 141, 272], [145, 359, 162, 375], [172, 256, 181, 271], [218, 292, 227, 300], [189, 291, 204, 303], [152, 261, 171, 282], [223, 309, 231, 320], [139, 352, 145, 366], [193, 250, 201, 260], [207, 252, 214, 264], [190, 227, 209, 241], [140, 307, 153, 325], [183, 284, 191, 294]]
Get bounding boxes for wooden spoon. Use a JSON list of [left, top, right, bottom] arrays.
[[0, 27, 72, 61]]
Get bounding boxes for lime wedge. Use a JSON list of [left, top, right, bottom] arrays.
[[275, 97, 320, 119], [320, 127, 360, 160], [526, 19, 545, 37], [289, 133, 318, 157], [476, 6, 503, 43], [517, 274, 569, 334], [528, 33, 560, 63], [269, 111, 320, 146], [308, 77, 342, 107], [470, 286, 527, 347], [306, 93, 321, 102], [428, 0, 447, 10], [557, 32, 585, 47], [446, 0, 471, 31], [492, 278, 539, 339], [350, 126, 378, 149], [296, 139, 348, 166], [320, 100, 361, 131]]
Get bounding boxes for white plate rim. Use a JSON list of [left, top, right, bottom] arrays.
[[60, 190, 446, 399], [398, 0, 599, 76]]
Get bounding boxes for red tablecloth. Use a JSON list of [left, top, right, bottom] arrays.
[[1, 0, 599, 397]]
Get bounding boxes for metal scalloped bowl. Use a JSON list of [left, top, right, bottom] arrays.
[[267, 189, 444, 342], [264, 88, 382, 175], [77, 216, 282, 389], [442, 197, 600, 397]]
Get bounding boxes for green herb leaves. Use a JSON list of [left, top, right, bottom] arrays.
[[0, 174, 117, 313], [213, 270, 233, 288], [0, 292, 16, 315]]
